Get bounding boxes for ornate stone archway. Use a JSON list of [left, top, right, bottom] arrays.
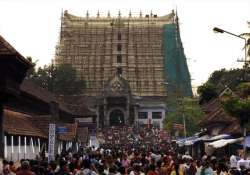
[[108, 108, 126, 126]]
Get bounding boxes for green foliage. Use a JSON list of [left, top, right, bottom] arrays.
[[222, 83, 250, 127], [53, 64, 85, 95], [222, 96, 250, 127], [164, 97, 205, 136], [237, 82, 250, 98], [207, 68, 245, 91], [27, 62, 85, 95], [197, 68, 250, 104], [25, 56, 38, 78], [207, 69, 227, 85], [197, 83, 218, 104]]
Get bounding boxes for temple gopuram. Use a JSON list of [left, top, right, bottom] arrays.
[[55, 10, 192, 128]]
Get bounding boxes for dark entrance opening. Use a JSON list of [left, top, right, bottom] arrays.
[[109, 109, 124, 126]]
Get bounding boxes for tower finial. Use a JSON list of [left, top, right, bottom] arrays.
[[118, 10, 121, 18], [129, 10, 132, 18], [60, 9, 64, 43], [150, 10, 153, 17], [97, 10, 100, 18], [86, 10, 89, 18], [139, 10, 142, 18], [174, 7, 181, 48], [107, 11, 110, 18], [175, 7, 179, 23]]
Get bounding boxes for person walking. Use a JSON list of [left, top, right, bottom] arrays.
[[16, 161, 34, 175]]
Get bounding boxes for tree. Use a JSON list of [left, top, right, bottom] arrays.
[[27, 63, 85, 95], [221, 82, 250, 155], [207, 69, 226, 85], [53, 64, 85, 95], [164, 97, 204, 137], [197, 68, 249, 104], [25, 56, 38, 78], [222, 82, 250, 128], [197, 83, 218, 104]]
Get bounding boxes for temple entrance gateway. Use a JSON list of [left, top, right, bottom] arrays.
[[109, 109, 125, 126]]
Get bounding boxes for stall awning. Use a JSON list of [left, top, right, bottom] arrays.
[[176, 134, 232, 146], [208, 137, 243, 149], [203, 134, 230, 142], [244, 136, 250, 147], [176, 136, 199, 146]]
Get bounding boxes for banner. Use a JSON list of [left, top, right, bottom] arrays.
[[48, 124, 56, 162]]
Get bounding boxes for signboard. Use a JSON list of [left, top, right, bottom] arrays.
[[48, 124, 56, 162], [75, 117, 93, 123], [56, 126, 68, 134]]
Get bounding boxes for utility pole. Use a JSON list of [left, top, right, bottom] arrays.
[[213, 27, 250, 155], [165, 81, 187, 138], [181, 101, 187, 139], [177, 96, 186, 139]]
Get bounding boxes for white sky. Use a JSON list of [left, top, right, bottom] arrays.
[[0, 0, 249, 91]]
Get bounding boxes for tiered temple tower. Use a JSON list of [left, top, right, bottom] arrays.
[[55, 10, 192, 128]]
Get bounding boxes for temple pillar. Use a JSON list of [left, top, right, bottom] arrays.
[[96, 106, 100, 129], [0, 93, 7, 159], [125, 99, 130, 125], [134, 106, 138, 127], [103, 98, 108, 127]]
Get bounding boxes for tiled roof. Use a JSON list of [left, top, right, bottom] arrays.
[[57, 95, 96, 116], [21, 80, 75, 115], [31, 115, 51, 135], [221, 121, 242, 134], [21, 80, 57, 104], [199, 97, 242, 135], [3, 109, 47, 138], [0, 35, 31, 65], [32, 115, 78, 141], [201, 98, 221, 114], [199, 108, 235, 126]]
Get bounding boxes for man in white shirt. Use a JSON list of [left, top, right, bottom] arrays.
[[230, 155, 237, 168]]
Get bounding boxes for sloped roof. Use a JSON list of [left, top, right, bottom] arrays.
[[57, 95, 96, 116], [21, 80, 57, 103], [21, 80, 75, 115], [201, 98, 221, 114], [3, 109, 47, 138], [199, 108, 235, 127], [199, 97, 242, 135], [31, 115, 51, 135], [0, 35, 31, 66], [221, 121, 242, 134], [32, 115, 78, 141]]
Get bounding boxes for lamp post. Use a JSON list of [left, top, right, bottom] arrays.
[[213, 27, 249, 155], [213, 27, 248, 68]]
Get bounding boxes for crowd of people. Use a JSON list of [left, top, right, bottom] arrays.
[[97, 126, 169, 149], [2, 126, 250, 175]]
